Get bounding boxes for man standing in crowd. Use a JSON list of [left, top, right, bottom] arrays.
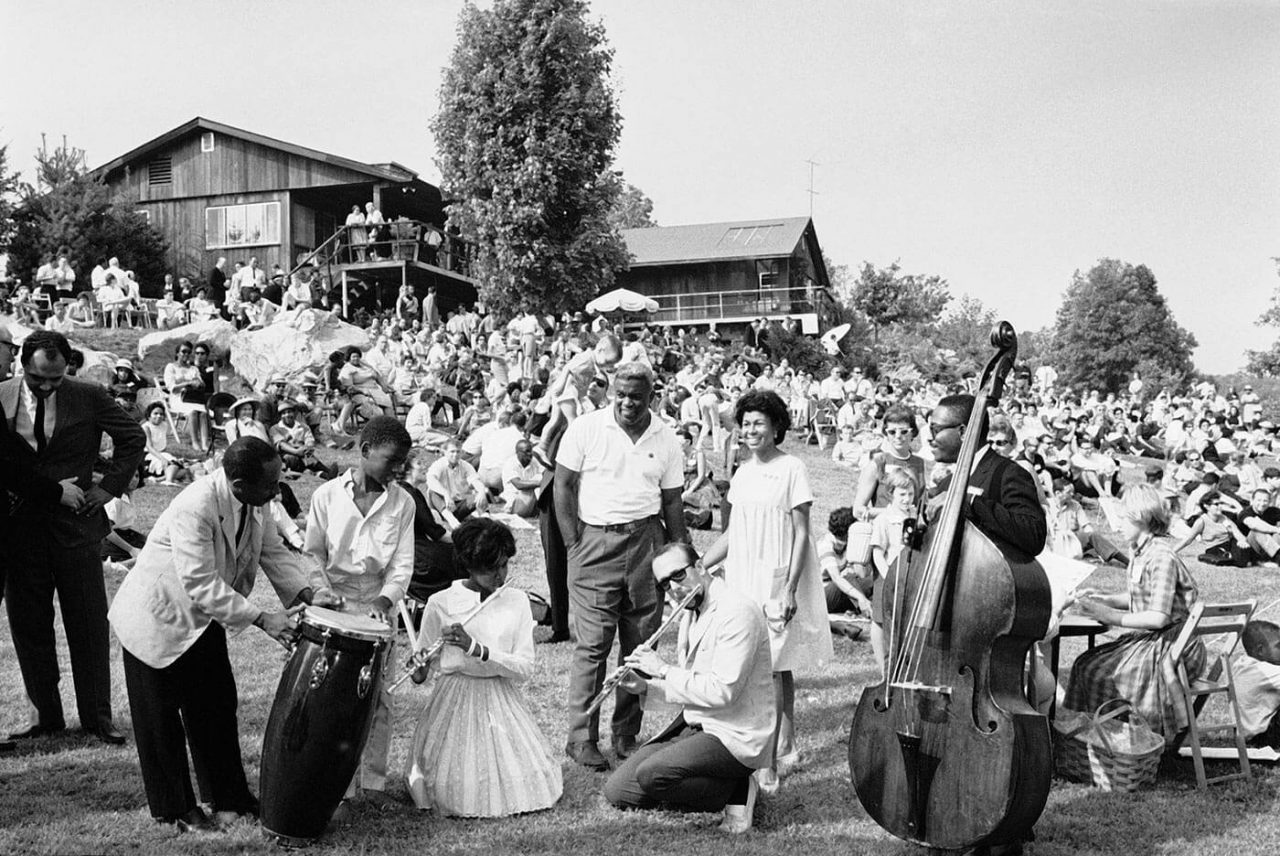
[[0, 325, 87, 751], [2, 330, 146, 745], [208, 256, 228, 315], [109, 437, 333, 831], [555, 361, 687, 770]]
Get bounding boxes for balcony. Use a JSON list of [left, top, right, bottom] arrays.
[[646, 285, 834, 333]]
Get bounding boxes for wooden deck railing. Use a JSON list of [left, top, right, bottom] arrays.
[[645, 285, 833, 324], [289, 220, 472, 280]]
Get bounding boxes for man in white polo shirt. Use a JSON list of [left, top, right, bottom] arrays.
[[555, 361, 688, 771]]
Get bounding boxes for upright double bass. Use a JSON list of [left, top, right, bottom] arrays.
[[849, 323, 1052, 852]]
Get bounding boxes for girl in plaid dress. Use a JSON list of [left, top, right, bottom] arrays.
[[1065, 484, 1205, 743]]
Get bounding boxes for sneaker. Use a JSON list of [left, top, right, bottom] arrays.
[[719, 774, 758, 833]]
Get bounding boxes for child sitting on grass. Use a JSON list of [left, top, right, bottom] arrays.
[[141, 402, 189, 486]]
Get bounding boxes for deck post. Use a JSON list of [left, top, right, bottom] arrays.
[[341, 270, 349, 319]]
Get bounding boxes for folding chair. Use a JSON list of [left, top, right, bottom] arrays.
[[1165, 600, 1255, 788], [812, 402, 838, 450]]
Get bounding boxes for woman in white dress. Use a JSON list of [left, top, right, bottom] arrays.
[[406, 517, 562, 817], [163, 341, 209, 449], [699, 389, 831, 793]]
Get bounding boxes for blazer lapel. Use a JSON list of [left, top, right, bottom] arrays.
[[0, 382, 19, 432]]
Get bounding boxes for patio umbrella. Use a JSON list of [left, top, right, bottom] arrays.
[[585, 288, 659, 314], [819, 322, 852, 355]]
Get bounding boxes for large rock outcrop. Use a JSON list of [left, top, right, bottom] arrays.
[[137, 319, 238, 363], [230, 308, 369, 388]]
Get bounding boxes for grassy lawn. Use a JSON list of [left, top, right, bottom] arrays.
[[2, 384, 1279, 854]]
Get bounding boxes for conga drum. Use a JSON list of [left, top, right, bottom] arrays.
[[260, 607, 392, 846]]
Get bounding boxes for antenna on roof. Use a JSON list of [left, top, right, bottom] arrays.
[[805, 158, 820, 218]]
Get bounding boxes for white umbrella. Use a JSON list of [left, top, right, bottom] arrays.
[[585, 288, 659, 314]]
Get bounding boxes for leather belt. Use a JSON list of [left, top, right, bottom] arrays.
[[583, 515, 658, 534]]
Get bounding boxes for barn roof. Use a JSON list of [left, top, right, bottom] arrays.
[[621, 217, 813, 266], [91, 117, 417, 183]]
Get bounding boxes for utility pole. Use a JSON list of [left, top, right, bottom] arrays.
[[805, 158, 820, 218]]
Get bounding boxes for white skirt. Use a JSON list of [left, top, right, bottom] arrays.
[[406, 672, 562, 818]]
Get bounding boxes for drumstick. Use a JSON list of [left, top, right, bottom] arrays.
[[398, 600, 423, 655]]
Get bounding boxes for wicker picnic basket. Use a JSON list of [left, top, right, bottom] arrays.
[[1053, 699, 1164, 792]]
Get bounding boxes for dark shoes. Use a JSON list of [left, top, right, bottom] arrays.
[[8, 722, 66, 741], [164, 807, 217, 834], [89, 722, 127, 745], [612, 735, 639, 760], [565, 740, 611, 771]]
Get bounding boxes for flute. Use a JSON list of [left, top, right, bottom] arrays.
[[585, 584, 702, 715], [388, 585, 508, 693]]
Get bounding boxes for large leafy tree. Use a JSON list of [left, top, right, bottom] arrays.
[[608, 181, 656, 231], [432, 0, 629, 316], [5, 139, 168, 294], [849, 261, 951, 345], [0, 141, 20, 250], [1050, 259, 1197, 394]]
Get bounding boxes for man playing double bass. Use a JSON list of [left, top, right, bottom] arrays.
[[927, 393, 1047, 560], [923, 392, 1047, 856]]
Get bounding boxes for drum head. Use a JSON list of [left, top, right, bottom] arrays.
[[302, 606, 392, 642]]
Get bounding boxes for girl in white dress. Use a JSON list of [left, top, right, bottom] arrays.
[[700, 389, 832, 793], [406, 517, 562, 817]]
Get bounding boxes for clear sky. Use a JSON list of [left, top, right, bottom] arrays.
[[3, 0, 1277, 372]]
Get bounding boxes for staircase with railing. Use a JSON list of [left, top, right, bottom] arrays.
[[289, 220, 472, 284]]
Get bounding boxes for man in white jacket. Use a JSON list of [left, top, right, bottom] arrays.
[[109, 438, 336, 832], [603, 544, 774, 833]]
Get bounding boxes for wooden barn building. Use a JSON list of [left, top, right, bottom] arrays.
[[92, 117, 477, 309], [616, 216, 835, 334]]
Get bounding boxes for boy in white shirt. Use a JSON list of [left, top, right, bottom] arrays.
[[304, 417, 415, 811]]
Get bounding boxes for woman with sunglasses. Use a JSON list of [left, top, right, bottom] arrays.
[[1171, 490, 1254, 566], [163, 341, 210, 452], [851, 404, 925, 523]]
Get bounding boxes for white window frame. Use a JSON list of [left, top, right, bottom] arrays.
[[205, 201, 281, 250], [201, 132, 215, 153]]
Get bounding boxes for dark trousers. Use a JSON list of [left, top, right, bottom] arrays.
[[122, 623, 257, 820], [5, 540, 112, 730], [566, 519, 662, 744], [604, 722, 752, 812], [537, 483, 569, 636]]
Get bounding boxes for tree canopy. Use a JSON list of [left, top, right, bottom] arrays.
[[1050, 258, 1197, 394], [1244, 258, 1280, 377], [432, 0, 629, 317], [3, 139, 168, 293], [607, 182, 656, 231], [848, 261, 951, 345]]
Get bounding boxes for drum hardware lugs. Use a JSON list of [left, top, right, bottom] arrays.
[[309, 630, 333, 689]]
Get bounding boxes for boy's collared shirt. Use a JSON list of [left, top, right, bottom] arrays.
[[304, 469, 415, 606]]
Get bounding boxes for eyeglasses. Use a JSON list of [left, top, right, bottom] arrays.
[[656, 568, 688, 592], [178, 348, 192, 354], [928, 423, 960, 435], [991, 437, 1014, 447]]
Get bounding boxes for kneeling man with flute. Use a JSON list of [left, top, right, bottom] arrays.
[[603, 543, 774, 833]]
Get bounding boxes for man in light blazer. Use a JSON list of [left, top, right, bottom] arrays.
[[109, 437, 335, 832], [603, 544, 774, 834], [1, 330, 145, 745]]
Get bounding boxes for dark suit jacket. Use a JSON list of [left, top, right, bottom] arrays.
[[0, 377, 147, 548], [965, 449, 1047, 562]]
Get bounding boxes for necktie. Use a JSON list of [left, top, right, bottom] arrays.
[[235, 504, 250, 546], [34, 395, 47, 455]]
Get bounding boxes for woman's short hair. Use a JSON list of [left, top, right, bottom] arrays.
[[1120, 483, 1171, 536], [173, 340, 194, 359], [453, 517, 517, 572], [1199, 490, 1223, 511], [882, 404, 917, 435], [734, 389, 791, 444]]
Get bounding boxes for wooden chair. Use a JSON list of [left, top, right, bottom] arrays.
[[1165, 600, 1255, 788]]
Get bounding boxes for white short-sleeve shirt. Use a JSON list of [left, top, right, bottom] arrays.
[[557, 406, 684, 526]]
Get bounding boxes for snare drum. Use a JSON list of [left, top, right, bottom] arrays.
[[260, 607, 392, 846]]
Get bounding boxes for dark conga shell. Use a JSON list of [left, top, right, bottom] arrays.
[[260, 622, 386, 846]]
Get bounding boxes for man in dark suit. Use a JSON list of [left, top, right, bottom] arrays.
[[2, 330, 146, 745], [0, 325, 87, 751], [208, 257, 228, 319], [927, 393, 1046, 559]]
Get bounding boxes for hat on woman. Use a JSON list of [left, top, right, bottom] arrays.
[[231, 396, 260, 414], [115, 358, 135, 371]]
